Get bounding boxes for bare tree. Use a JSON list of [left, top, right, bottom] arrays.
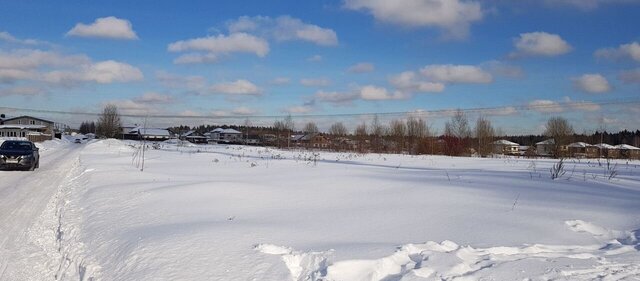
[[444, 109, 471, 156], [389, 119, 406, 153], [283, 114, 294, 148], [303, 121, 319, 134], [273, 119, 286, 148], [475, 116, 495, 157], [370, 115, 385, 152], [329, 122, 348, 136], [96, 104, 122, 138], [544, 116, 574, 158], [355, 122, 368, 153], [406, 117, 429, 154]]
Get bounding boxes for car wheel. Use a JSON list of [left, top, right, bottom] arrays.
[[35, 161, 39, 169], [29, 163, 36, 171]]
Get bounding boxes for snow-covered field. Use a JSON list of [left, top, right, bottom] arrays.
[[1, 139, 639, 280]]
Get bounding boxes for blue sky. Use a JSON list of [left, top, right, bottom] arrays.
[[1, 0, 639, 133]]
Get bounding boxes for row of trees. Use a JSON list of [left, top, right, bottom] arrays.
[[80, 104, 122, 138]]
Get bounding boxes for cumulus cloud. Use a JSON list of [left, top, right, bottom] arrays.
[[209, 79, 261, 96], [156, 71, 206, 90], [133, 92, 174, 104], [67, 16, 138, 40], [546, 0, 640, 10], [344, 0, 483, 39], [0, 69, 34, 84], [314, 90, 359, 105], [595, 41, 640, 62], [389, 71, 446, 92], [300, 78, 331, 87], [0, 86, 46, 97], [227, 15, 338, 46], [284, 105, 314, 114], [231, 106, 258, 115], [420, 64, 493, 84], [619, 68, 640, 83], [528, 99, 564, 113], [510, 32, 572, 58], [0, 49, 89, 70], [0, 31, 49, 45], [270, 77, 291, 85], [359, 85, 407, 100], [572, 74, 612, 93], [43, 60, 143, 85], [168, 33, 269, 64], [347, 62, 375, 73]]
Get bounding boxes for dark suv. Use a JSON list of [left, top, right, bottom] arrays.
[[0, 140, 40, 171]]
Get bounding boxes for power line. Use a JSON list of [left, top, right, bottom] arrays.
[[1, 97, 639, 120]]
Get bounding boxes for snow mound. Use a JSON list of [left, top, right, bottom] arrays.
[[258, 221, 640, 281]]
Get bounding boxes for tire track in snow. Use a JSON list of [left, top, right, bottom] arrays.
[[0, 144, 84, 280]]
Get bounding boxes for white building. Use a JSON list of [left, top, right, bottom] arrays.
[[208, 128, 242, 143]]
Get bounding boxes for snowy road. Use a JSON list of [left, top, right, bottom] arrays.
[[0, 142, 81, 280]]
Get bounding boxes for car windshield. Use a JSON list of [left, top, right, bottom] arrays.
[[0, 142, 32, 151]]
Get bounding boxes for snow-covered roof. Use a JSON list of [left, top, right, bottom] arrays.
[[615, 144, 640, 150], [593, 143, 616, 149], [568, 142, 593, 148], [0, 124, 47, 130], [536, 139, 555, 145], [130, 127, 171, 136], [209, 128, 241, 134], [492, 139, 519, 146], [181, 130, 196, 137]]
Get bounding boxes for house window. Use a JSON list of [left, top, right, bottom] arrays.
[[30, 120, 36, 125], [21, 131, 26, 137]]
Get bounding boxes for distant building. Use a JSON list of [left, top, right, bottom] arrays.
[[536, 139, 555, 156], [567, 142, 598, 158], [616, 144, 640, 159], [208, 128, 242, 144], [180, 130, 208, 144], [491, 139, 519, 155], [123, 126, 173, 141], [594, 143, 619, 158], [0, 115, 55, 142]]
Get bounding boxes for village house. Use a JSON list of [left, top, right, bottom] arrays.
[[123, 126, 173, 141], [180, 130, 208, 144], [567, 142, 599, 158], [535, 139, 555, 156], [616, 144, 640, 159], [491, 139, 520, 155], [208, 128, 242, 144], [594, 143, 619, 158], [0, 115, 55, 142]]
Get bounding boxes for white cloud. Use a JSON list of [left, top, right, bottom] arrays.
[[173, 53, 219, 64], [156, 71, 206, 90], [528, 99, 564, 113], [168, 33, 269, 63], [43, 60, 144, 84], [270, 77, 291, 85], [306, 55, 323, 62], [619, 68, 640, 83], [133, 92, 174, 104], [348, 62, 375, 73], [231, 106, 257, 115], [595, 41, 640, 62], [0, 86, 45, 97], [572, 74, 612, 93], [67, 16, 138, 40], [300, 78, 330, 87], [389, 71, 446, 92], [0, 69, 34, 83], [0, 49, 89, 70], [0, 31, 48, 45], [284, 105, 314, 114], [569, 101, 601, 111], [344, 0, 483, 39], [209, 79, 261, 96], [314, 90, 359, 105], [101, 99, 160, 115], [481, 60, 524, 78], [510, 32, 572, 58], [546, 0, 640, 10], [359, 85, 406, 100], [420, 64, 493, 84], [227, 15, 338, 46]]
